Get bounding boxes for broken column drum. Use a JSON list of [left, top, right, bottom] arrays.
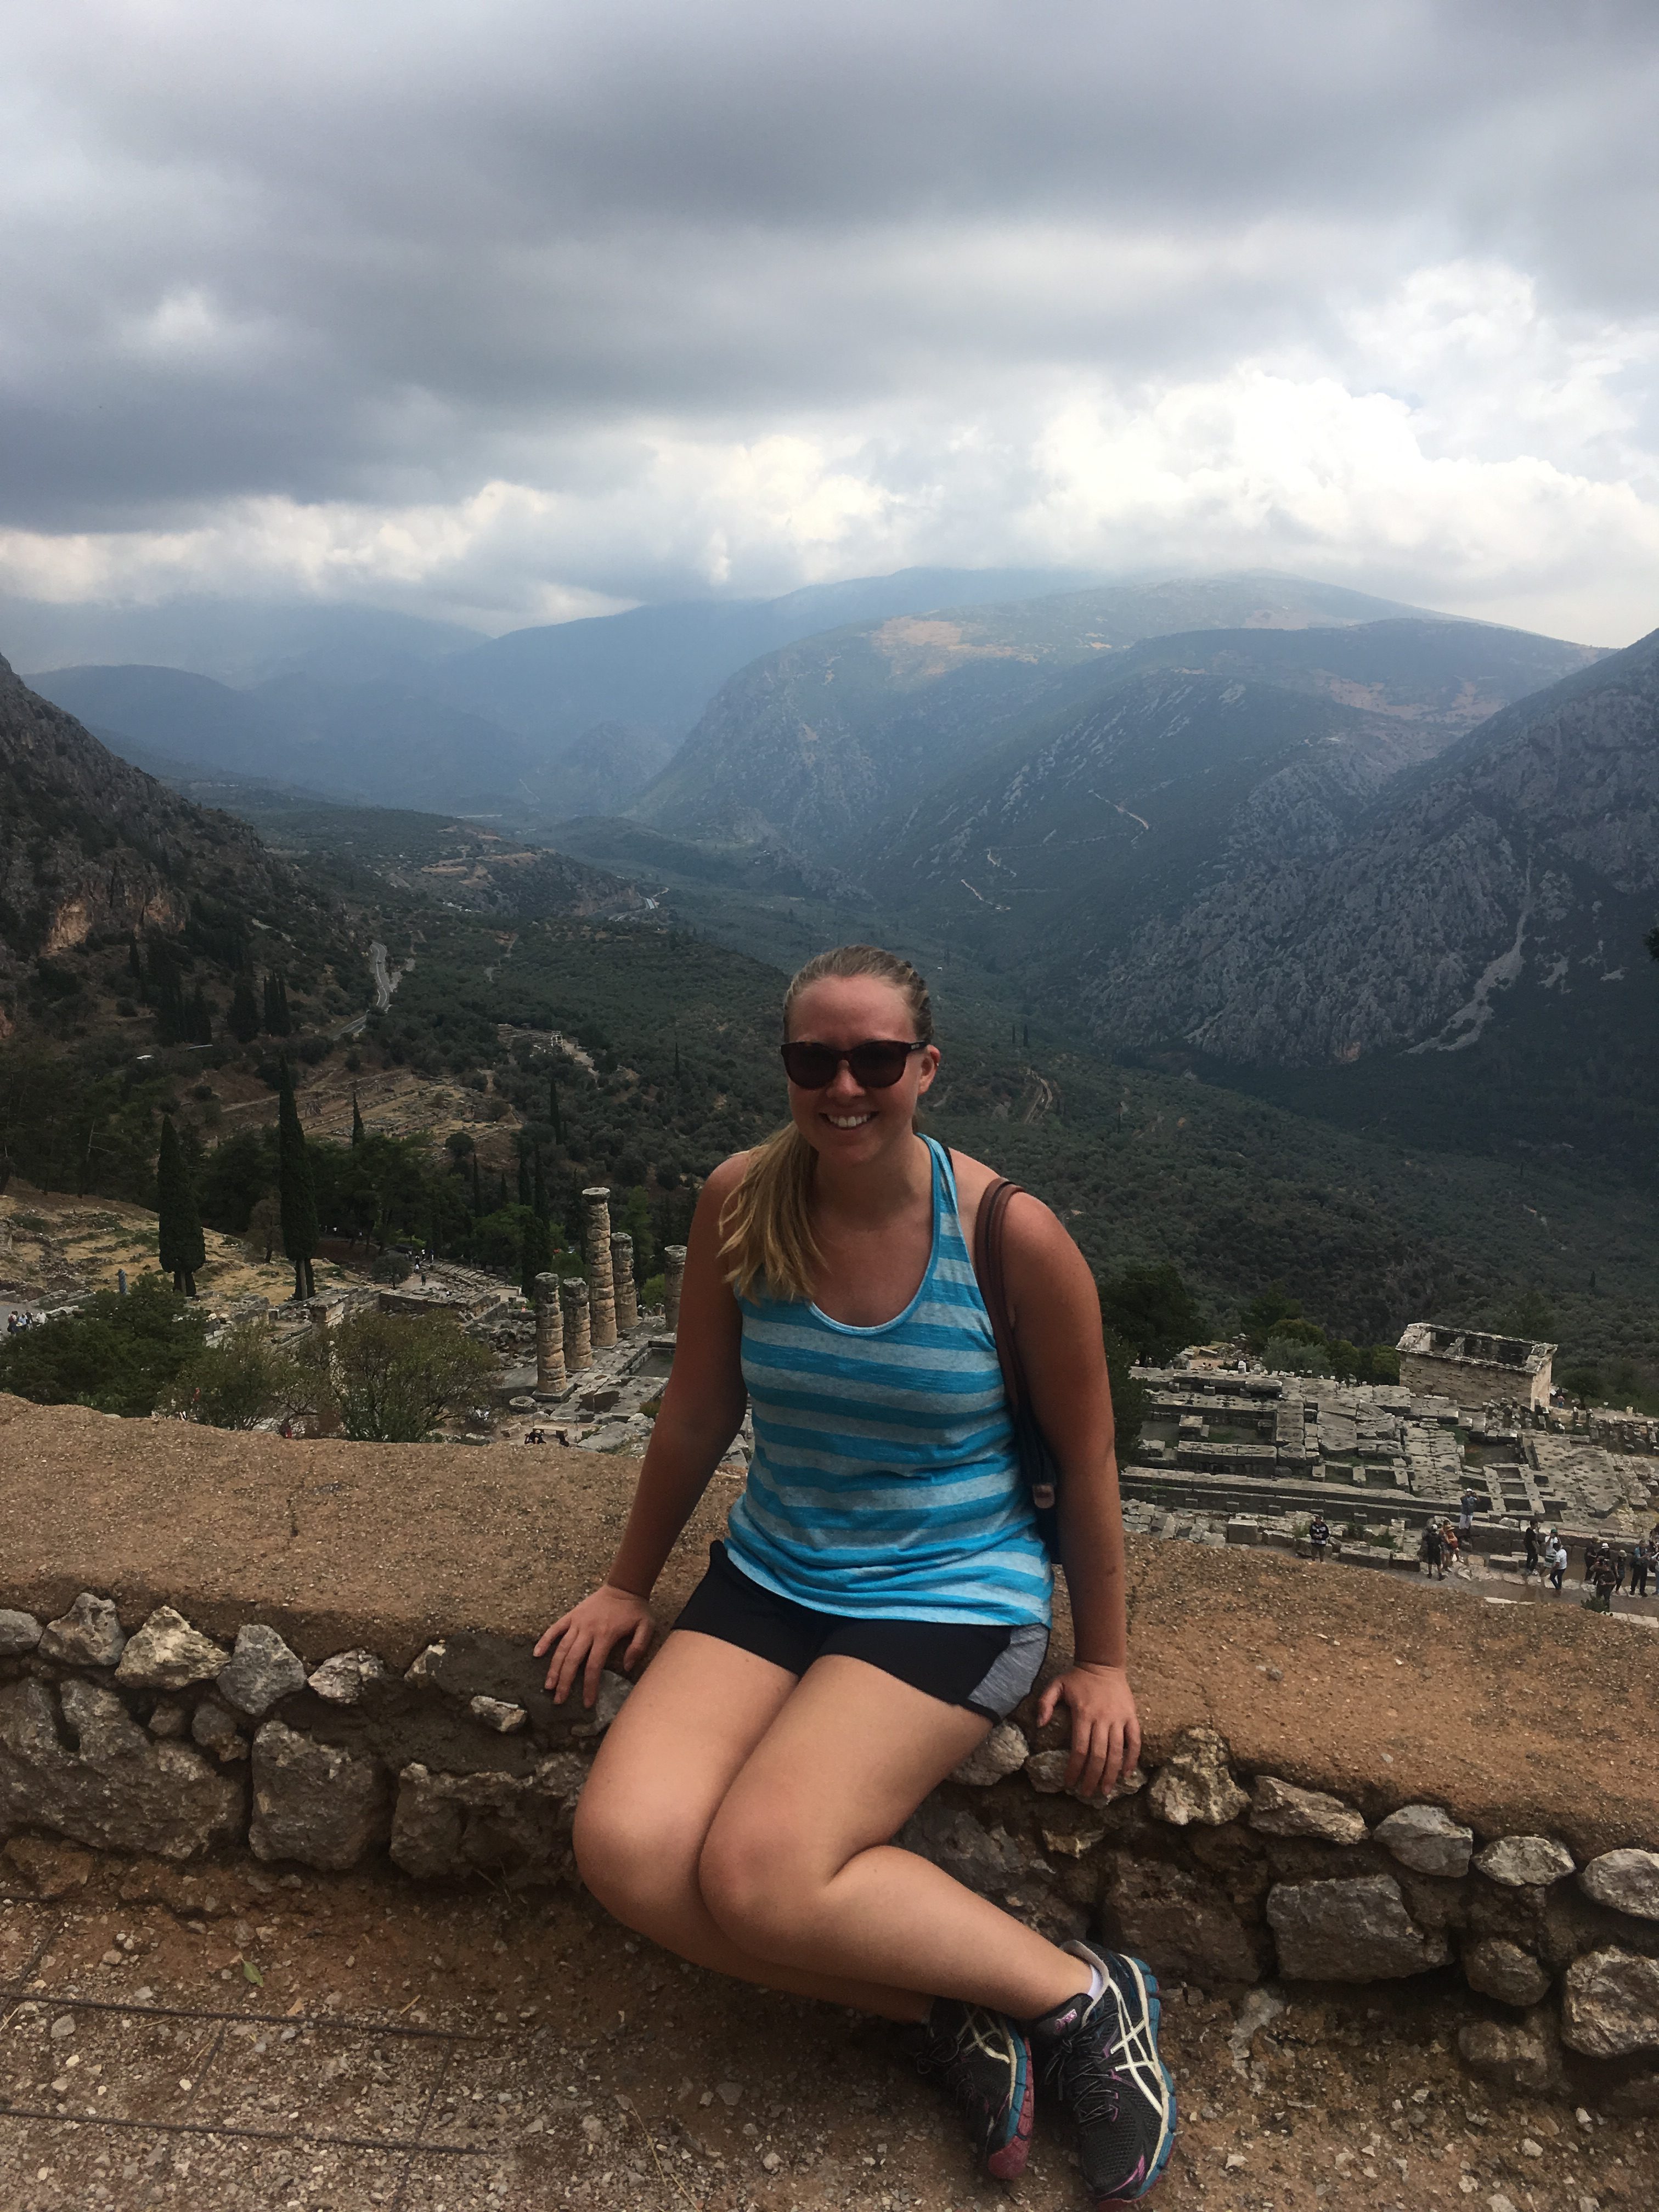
[[533, 1272, 567, 1395], [584, 1187, 617, 1349], [663, 1244, 687, 1333], [559, 1276, 592, 1373], [611, 1233, 639, 1331], [306, 1301, 329, 1342]]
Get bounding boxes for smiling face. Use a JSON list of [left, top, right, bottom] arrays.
[[784, 974, 940, 1164]]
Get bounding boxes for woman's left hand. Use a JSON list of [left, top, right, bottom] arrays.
[[1034, 1662, 1142, 1800]]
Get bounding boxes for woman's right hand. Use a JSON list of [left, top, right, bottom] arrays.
[[534, 1584, 655, 1706]]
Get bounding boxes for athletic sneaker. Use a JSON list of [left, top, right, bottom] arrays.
[[1028, 1940, 1176, 2203], [909, 1998, 1034, 2180]]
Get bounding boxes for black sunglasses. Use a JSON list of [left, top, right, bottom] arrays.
[[781, 1038, 927, 1090]]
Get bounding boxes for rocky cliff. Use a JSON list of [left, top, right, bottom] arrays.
[[0, 653, 344, 1002], [1084, 624, 1659, 1066]]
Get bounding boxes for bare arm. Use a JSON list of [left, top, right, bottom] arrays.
[[534, 1157, 748, 1701], [1000, 1193, 1140, 1791]]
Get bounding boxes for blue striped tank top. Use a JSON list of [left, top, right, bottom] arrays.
[[725, 1135, 1052, 1627]]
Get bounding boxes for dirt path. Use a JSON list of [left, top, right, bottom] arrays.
[[0, 1853, 1646, 2212]]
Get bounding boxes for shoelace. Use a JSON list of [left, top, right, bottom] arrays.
[[1045, 2016, 1124, 2129], [917, 2013, 1003, 2129]]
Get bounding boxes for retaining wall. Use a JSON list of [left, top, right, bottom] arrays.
[[4, 1392, 1659, 2112]]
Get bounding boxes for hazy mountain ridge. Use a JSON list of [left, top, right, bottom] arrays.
[[1082, 624, 1659, 1068], [628, 573, 1438, 851]]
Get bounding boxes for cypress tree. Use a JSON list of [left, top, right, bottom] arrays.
[[188, 984, 213, 1043], [517, 1145, 532, 1209], [128, 934, 142, 984], [228, 973, 260, 1044], [533, 1150, 549, 1223], [471, 1154, 482, 1215], [520, 1211, 552, 1301], [351, 1092, 365, 1147], [549, 1074, 563, 1144], [156, 1115, 206, 1297], [276, 1060, 319, 1301], [496, 1173, 509, 1211]]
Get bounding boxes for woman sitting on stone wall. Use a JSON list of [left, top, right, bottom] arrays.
[[535, 943, 1173, 2207]]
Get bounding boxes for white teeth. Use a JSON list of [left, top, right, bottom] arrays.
[[826, 1114, 873, 1128]]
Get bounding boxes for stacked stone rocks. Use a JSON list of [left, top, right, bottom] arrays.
[[663, 1244, 687, 1333], [6, 1593, 1659, 2106], [584, 1188, 617, 1348], [611, 1232, 639, 1331], [533, 1271, 566, 1395], [559, 1276, 591, 1372]]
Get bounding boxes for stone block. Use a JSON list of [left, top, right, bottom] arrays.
[[38, 1593, 125, 1668], [1249, 1776, 1366, 1846], [0, 1677, 242, 1861], [218, 1626, 307, 1718], [114, 1607, 229, 1692], [1561, 1947, 1659, 2058], [896, 1802, 1028, 1894], [249, 1719, 388, 1871], [951, 1723, 1029, 1788], [1024, 1750, 1144, 1804], [1098, 1855, 1271, 1985], [1474, 1835, 1575, 1888], [191, 1700, 249, 1763], [1374, 1803, 1474, 1878], [1265, 1874, 1450, 1980], [1147, 1729, 1248, 1828], [307, 1650, 388, 1705], [1463, 1936, 1551, 2007], [0, 1609, 42, 1657], [390, 1753, 586, 1880], [470, 1695, 528, 1735], [1457, 2010, 1564, 2094], [1579, 1848, 1659, 1921]]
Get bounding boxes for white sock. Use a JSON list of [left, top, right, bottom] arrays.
[[1085, 1961, 1107, 2005]]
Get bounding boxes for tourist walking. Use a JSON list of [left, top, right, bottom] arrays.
[[1307, 1513, 1330, 1564], [1545, 1532, 1568, 1592], [1459, 1487, 1480, 1535], [1590, 1548, 1620, 1612], [1633, 1542, 1654, 1600], [535, 946, 1175, 2204], [1419, 1522, 1445, 1580], [1522, 1518, 1542, 1581]]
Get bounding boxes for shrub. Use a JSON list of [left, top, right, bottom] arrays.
[[161, 1323, 308, 1430], [312, 1309, 496, 1442]]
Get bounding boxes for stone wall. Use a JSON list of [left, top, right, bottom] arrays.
[[4, 1586, 1659, 2111], [5, 1390, 1659, 2111]]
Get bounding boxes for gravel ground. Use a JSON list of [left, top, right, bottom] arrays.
[[1, 1853, 1650, 2212]]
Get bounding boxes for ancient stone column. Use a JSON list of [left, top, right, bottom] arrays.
[[663, 1244, 688, 1333], [307, 1300, 330, 1343], [611, 1233, 639, 1331], [560, 1275, 592, 1372], [534, 1271, 567, 1395], [584, 1187, 617, 1349]]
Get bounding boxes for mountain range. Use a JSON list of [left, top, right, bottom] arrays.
[[20, 565, 1096, 821]]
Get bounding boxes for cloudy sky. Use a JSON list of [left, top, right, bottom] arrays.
[[4, 0, 1657, 644]]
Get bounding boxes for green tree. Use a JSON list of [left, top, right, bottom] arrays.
[[276, 1061, 319, 1301], [1239, 1280, 1303, 1351], [155, 1115, 206, 1297], [227, 973, 261, 1044], [351, 1092, 365, 1147], [1102, 1324, 1149, 1460], [1098, 1262, 1205, 1365], [0, 1276, 207, 1416], [315, 1309, 496, 1441], [520, 1210, 552, 1299], [163, 1323, 307, 1429], [549, 1073, 563, 1144]]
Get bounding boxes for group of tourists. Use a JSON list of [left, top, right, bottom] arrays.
[[1418, 1520, 1471, 1578], [1520, 1519, 1656, 1603], [4, 1309, 39, 1334]]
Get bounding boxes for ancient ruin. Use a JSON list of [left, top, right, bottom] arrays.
[[1398, 1320, 1556, 1411]]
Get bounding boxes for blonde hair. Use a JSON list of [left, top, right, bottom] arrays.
[[720, 945, 933, 1302]]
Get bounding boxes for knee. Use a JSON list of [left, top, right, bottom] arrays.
[[572, 1785, 701, 1934], [697, 1812, 818, 1959]]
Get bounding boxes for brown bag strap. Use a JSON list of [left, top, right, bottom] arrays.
[[972, 1174, 1025, 1414]]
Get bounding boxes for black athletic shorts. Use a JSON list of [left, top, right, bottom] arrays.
[[673, 1540, 1049, 1721]]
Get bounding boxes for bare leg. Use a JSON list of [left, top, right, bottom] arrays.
[[573, 1629, 934, 2020], [697, 1654, 1088, 2021]]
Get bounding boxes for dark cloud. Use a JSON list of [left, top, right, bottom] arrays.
[[1, 1, 1656, 633]]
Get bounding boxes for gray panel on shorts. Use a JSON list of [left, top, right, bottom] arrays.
[[966, 1622, 1050, 1718]]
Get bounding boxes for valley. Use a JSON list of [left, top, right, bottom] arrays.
[[4, 564, 1658, 1404]]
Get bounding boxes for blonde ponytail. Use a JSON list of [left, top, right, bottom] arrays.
[[719, 944, 933, 1304]]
